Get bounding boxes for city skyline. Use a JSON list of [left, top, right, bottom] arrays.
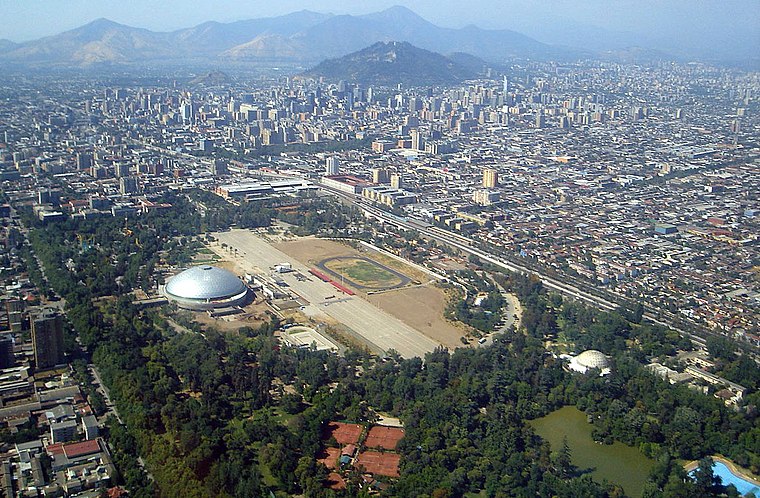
[[0, 12, 758, 495]]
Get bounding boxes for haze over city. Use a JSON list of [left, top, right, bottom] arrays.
[[2, 0, 759, 60], [0, 1, 758, 497]]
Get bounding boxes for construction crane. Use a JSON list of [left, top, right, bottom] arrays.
[[122, 218, 133, 237]]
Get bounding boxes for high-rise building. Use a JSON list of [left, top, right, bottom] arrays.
[[180, 103, 193, 124], [483, 168, 498, 188], [325, 157, 340, 175], [390, 174, 402, 189], [199, 139, 214, 153], [410, 129, 423, 151], [372, 168, 389, 184], [211, 159, 228, 176], [76, 153, 93, 170], [535, 113, 546, 128], [31, 311, 64, 370], [473, 189, 500, 206], [119, 176, 138, 195], [0, 334, 14, 368], [114, 161, 130, 178]]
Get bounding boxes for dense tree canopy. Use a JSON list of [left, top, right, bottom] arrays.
[[20, 193, 760, 497]]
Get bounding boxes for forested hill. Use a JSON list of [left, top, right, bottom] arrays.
[[19, 191, 760, 497], [301, 41, 481, 86]]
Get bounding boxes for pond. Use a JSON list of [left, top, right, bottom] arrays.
[[530, 406, 655, 497]]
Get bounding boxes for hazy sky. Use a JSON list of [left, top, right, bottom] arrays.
[[1, 0, 758, 58]]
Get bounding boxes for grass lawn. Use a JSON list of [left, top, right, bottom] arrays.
[[324, 257, 404, 288]]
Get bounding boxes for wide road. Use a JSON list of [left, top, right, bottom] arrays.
[[213, 230, 440, 359], [89, 364, 122, 424]]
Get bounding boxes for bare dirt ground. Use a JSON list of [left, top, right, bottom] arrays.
[[190, 298, 271, 332], [274, 237, 356, 265], [275, 237, 466, 350], [367, 285, 467, 350]]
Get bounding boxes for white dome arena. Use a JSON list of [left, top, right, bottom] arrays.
[[164, 265, 249, 310], [568, 350, 611, 375]]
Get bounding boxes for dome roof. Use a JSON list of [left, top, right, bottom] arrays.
[[165, 265, 246, 301], [575, 350, 610, 370]]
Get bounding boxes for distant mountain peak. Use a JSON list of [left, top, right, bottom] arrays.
[[374, 5, 422, 17], [80, 18, 123, 30], [0, 6, 565, 68], [362, 5, 433, 26]]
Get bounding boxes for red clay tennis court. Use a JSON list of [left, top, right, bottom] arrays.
[[364, 426, 404, 450], [325, 472, 346, 490], [355, 451, 401, 477], [317, 447, 341, 470], [323, 422, 363, 445]]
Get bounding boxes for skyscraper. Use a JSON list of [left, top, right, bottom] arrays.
[[372, 168, 389, 184], [119, 176, 138, 195], [0, 334, 14, 368], [410, 129, 423, 151], [114, 161, 130, 178], [32, 310, 64, 370], [325, 157, 340, 175], [390, 174, 402, 189], [483, 168, 498, 188]]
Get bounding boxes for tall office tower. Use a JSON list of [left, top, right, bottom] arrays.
[[32, 311, 64, 370], [390, 174, 402, 189], [114, 161, 130, 178], [410, 129, 423, 151], [212, 159, 228, 176], [483, 168, 498, 188], [180, 102, 194, 124], [372, 168, 389, 184], [199, 139, 214, 153], [325, 157, 340, 175], [0, 334, 14, 368], [76, 153, 93, 170], [119, 176, 138, 195]]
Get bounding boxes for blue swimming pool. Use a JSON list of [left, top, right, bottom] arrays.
[[711, 461, 759, 497]]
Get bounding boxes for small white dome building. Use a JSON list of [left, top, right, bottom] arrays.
[[567, 350, 611, 376], [163, 265, 249, 311]]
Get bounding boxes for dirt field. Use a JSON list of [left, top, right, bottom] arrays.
[[275, 237, 356, 264], [368, 284, 467, 350], [275, 237, 467, 349], [356, 451, 401, 477], [318, 447, 341, 470], [323, 422, 363, 445], [276, 237, 430, 284], [364, 426, 405, 451]]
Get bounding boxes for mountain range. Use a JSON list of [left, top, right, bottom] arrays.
[[0, 6, 582, 68], [301, 41, 482, 86]]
